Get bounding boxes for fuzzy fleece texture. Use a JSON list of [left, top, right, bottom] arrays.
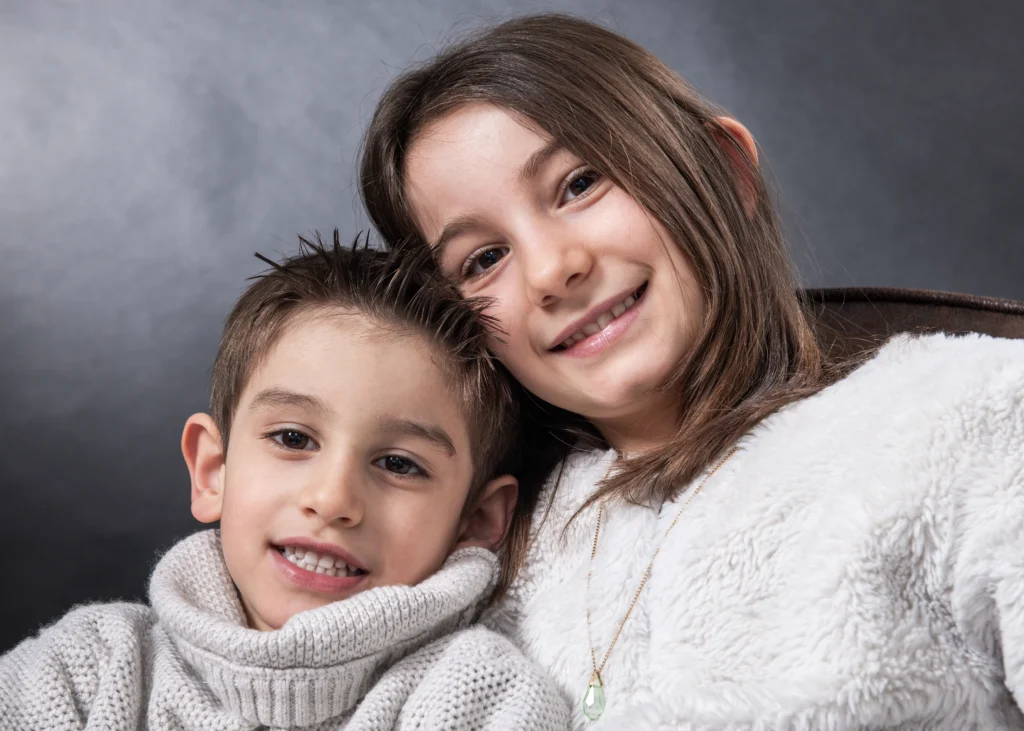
[[0, 530, 569, 730], [486, 333, 1024, 730]]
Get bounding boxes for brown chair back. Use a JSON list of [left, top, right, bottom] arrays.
[[803, 287, 1024, 362]]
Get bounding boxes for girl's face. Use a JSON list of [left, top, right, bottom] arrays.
[[405, 103, 705, 451]]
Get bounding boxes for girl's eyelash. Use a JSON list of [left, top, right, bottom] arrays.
[[459, 245, 506, 281], [559, 165, 602, 203], [456, 165, 600, 282]]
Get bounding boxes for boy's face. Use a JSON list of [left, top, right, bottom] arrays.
[[189, 311, 482, 630]]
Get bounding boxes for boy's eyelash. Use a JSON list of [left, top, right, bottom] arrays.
[[376, 454, 431, 480], [262, 428, 318, 451]]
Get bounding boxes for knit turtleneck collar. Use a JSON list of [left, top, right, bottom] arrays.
[[148, 530, 497, 727]]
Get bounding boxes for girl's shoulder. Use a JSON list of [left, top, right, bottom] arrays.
[[839, 329, 1024, 395], [806, 332, 1024, 429]]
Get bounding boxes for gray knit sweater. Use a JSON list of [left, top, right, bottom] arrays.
[[0, 530, 569, 730]]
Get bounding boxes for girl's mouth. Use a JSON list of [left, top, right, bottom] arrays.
[[551, 281, 648, 353]]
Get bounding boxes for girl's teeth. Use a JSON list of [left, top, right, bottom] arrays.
[[317, 555, 335, 569], [559, 287, 645, 349]]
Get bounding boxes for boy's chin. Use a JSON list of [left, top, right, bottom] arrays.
[[243, 587, 374, 631]]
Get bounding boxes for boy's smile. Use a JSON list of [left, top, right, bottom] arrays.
[[188, 310, 477, 631]]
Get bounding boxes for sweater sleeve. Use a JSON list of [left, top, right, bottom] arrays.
[[399, 626, 570, 731], [941, 342, 1024, 717], [0, 602, 152, 731]]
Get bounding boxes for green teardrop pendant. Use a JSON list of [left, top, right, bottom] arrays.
[[582, 673, 606, 721]]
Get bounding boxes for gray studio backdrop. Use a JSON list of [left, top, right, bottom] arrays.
[[1, 0, 1022, 652]]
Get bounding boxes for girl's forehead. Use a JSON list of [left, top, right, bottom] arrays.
[[410, 103, 552, 169]]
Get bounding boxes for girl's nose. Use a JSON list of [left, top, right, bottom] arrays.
[[520, 228, 594, 308]]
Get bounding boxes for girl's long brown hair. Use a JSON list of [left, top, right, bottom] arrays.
[[360, 13, 835, 516]]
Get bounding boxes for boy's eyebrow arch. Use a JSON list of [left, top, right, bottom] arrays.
[[375, 415, 457, 457], [249, 387, 333, 416]]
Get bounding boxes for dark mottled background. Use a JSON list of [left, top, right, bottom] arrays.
[[2, 0, 1022, 652]]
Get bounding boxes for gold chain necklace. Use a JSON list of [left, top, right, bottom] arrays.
[[582, 446, 738, 722]]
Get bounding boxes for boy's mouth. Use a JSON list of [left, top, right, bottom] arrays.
[[550, 281, 648, 352], [274, 545, 367, 579]]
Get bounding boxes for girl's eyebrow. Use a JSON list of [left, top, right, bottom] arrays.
[[516, 141, 563, 185], [432, 143, 565, 255], [432, 213, 485, 255]]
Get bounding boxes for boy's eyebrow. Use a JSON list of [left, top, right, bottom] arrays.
[[431, 142, 564, 255], [248, 387, 333, 416], [375, 415, 457, 457]]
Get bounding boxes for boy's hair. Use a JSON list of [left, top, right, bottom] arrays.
[[210, 232, 530, 592]]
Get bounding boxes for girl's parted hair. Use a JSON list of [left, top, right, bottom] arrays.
[[359, 13, 834, 511]]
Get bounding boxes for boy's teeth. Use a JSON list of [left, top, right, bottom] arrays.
[[561, 289, 643, 347], [280, 546, 361, 577]]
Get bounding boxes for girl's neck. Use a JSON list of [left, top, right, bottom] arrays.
[[593, 404, 679, 456]]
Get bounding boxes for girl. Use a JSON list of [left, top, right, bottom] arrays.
[[359, 13, 1024, 730]]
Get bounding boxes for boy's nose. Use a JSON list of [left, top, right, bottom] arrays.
[[297, 463, 364, 526]]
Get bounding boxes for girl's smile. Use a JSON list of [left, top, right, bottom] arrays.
[[547, 281, 647, 357], [405, 103, 705, 452]]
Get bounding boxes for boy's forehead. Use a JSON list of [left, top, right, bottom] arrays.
[[242, 311, 470, 431]]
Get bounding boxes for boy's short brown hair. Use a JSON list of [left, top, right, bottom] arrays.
[[209, 232, 530, 591]]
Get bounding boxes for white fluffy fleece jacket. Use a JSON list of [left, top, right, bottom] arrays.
[[0, 530, 569, 730], [487, 333, 1024, 730]]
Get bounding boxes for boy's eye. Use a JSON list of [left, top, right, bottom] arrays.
[[268, 429, 317, 451], [375, 455, 425, 477], [462, 246, 509, 278], [562, 169, 602, 203]]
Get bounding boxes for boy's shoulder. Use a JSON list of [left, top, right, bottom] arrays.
[[8, 601, 156, 673], [395, 625, 569, 730], [0, 602, 155, 728], [29, 601, 154, 652]]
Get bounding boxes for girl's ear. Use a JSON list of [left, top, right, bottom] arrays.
[[709, 116, 760, 215], [182, 413, 226, 523], [454, 475, 519, 551]]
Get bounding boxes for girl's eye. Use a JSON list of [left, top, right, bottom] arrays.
[[462, 246, 509, 279], [267, 429, 317, 451], [375, 454, 426, 477], [562, 169, 602, 203]]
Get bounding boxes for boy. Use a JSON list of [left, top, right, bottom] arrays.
[[0, 233, 569, 730]]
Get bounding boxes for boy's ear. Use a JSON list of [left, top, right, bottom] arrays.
[[709, 115, 759, 216], [181, 413, 226, 523], [454, 475, 518, 552]]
